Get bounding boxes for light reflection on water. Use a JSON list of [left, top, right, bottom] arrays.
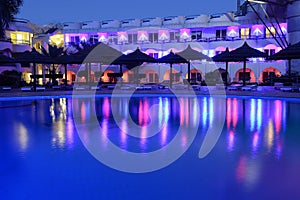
[[2, 96, 300, 199]]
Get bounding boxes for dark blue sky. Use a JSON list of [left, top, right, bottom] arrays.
[[17, 0, 237, 24]]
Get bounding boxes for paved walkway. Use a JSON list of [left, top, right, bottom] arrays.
[[1, 86, 300, 99]]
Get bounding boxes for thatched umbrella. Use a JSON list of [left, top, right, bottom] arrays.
[[212, 47, 248, 86], [177, 45, 210, 87], [158, 51, 188, 88], [114, 48, 157, 84], [218, 42, 267, 86], [15, 48, 54, 91], [268, 41, 300, 77]]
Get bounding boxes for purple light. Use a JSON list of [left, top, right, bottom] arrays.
[[158, 30, 169, 41], [138, 30, 148, 42], [180, 29, 191, 40], [227, 26, 238, 37], [251, 25, 264, 36]]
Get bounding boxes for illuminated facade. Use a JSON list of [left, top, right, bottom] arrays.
[[58, 11, 288, 84], [0, 6, 292, 84]]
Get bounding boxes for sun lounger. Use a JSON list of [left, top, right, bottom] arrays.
[[2, 86, 12, 91], [173, 84, 186, 90], [227, 84, 243, 91], [52, 85, 61, 90], [21, 87, 32, 92], [216, 84, 226, 90], [191, 85, 201, 91], [91, 86, 101, 90], [36, 86, 46, 92], [74, 85, 87, 91], [280, 87, 299, 92], [107, 85, 116, 90], [241, 85, 257, 91]]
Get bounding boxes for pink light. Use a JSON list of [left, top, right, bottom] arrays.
[[102, 97, 110, 119], [227, 98, 232, 128], [232, 98, 238, 128], [158, 30, 169, 41], [118, 31, 128, 42], [279, 23, 287, 34], [138, 100, 143, 126], [98, 32, 107, 42], [227, 26, 238, 37], [252, 25, 264, 36], [274, 100, 282, 134], [227, 130, 235, 152], [138, 30, 148, 41], [180, 28, 190, 40]]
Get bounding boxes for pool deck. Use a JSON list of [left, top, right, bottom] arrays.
[[0, 86, 300, 99]]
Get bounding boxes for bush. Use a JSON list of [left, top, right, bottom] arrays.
[[0, 70, 22, 87]]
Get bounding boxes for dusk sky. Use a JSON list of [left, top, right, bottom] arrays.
[[17, 0, 237, 24]]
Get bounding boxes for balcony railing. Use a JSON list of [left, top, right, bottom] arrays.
[[10, 39, 31, 45], [64, 34, 285, 46]]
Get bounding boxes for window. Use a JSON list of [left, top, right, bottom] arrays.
[[170, 31, 180, 41], [265, 27, 276, 38], [128, 33, 137, 44], [10, 31, 32, 45], [149, 53, 158, 59], [264, 49, 276, 56], [240, 28, 250, 39], [216, 29, 227, 39], [89, 35, 98, 44], [148, 32, 159, 43], [148, 73, 158, 83], [238, 72, 250, 81], [191, 31, 202, 41]]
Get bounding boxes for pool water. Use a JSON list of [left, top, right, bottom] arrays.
[[1, 96, 300, 199]]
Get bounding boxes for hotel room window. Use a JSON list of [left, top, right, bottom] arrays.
[[153, 33, 158, 43], [149, 33, 154, 43], [216, 29, 226, 39], [240, 28, 250, 39], [191, 31, 202, 41], [128, 34, 133, 44], [265, 27, 276, 38]]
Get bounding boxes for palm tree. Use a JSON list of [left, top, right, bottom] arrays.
[[0, 0, 23, 39], [41, 44, 65, 85]]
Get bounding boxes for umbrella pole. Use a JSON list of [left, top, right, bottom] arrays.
[[188, 61, 191, 89], [64, 64, 68, 90], [33, 63, 37, 92], [225, 61, 229, 88], [288, 59, 291, 80], [243, 60, 246, 86], [170, 63, 173, 89], [120, 64, 123, 86]]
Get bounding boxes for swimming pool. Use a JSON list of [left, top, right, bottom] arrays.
[[1, 96, 300, 199]]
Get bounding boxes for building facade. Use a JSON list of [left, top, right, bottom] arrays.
[[0, 3, 291, 85]]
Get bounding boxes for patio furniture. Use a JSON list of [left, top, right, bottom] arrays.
[[241, 85, 257, 91], [227, 84, 243, 91], [36, 86, 46, 92], [2, 86, 12, 91], [21, 87, 32, 92]]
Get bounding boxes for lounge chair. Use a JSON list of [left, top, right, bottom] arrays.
[[107, 85, 116, 90], [52, 85, 61, 90], [227, 84, 243, 91], [2, 86, 12, 91], [36, 86, 46, 92], [21, 87, 32, 92], [90, 86, 101, 90], [280, 86, 299, 92], [216, 84, 226, 90], [173, 84, 186, 90], [191, 85, 201, 91], [241, 84, 257, 91]]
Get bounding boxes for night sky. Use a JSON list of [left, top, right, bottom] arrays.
[[16, 0, 237, 24]]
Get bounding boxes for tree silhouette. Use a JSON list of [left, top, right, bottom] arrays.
[[0, 0, 23, 39]]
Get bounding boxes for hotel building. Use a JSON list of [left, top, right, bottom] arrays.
[[0, 1, 294, 85]]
